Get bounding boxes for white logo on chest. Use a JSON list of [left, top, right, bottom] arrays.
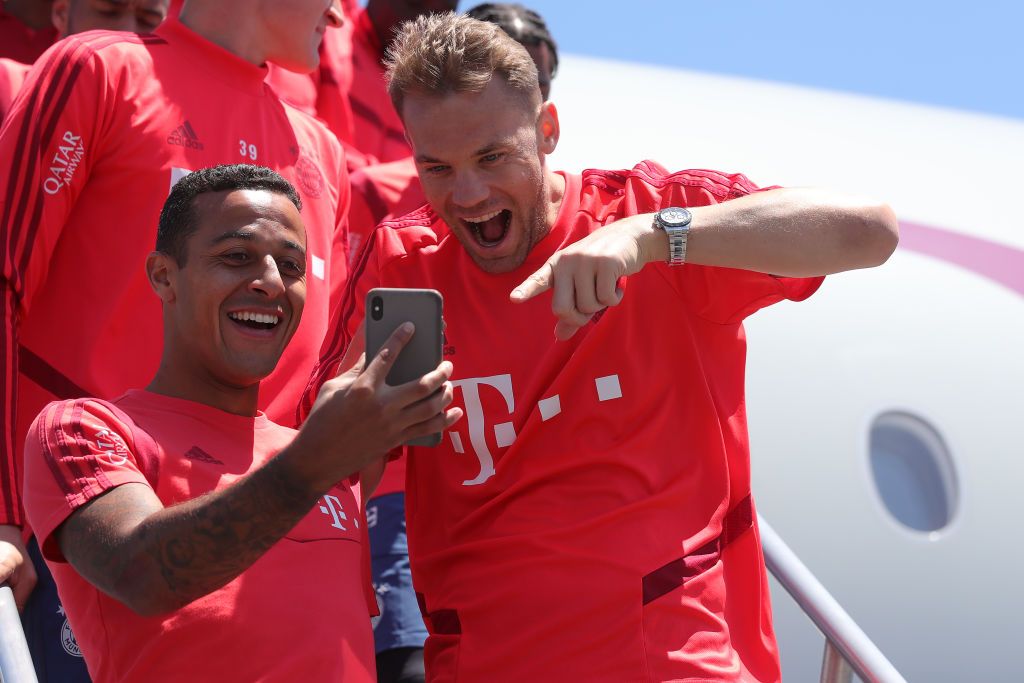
[[448, 373, 623, 486], [318, 494, 358, 531]]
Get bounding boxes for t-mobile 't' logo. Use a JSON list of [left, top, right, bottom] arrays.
[[319, 494, 357, 531], [450, 374, 515, 486], [447, 372, 624, 487]]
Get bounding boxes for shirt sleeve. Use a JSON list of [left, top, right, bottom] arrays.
[[662, 262, 822, 325], [624, 164, 823, 325], [0, 37, 112, 525], [22, 399, 153, 562]]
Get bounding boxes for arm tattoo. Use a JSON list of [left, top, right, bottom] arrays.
[[139, 455, 315, 604], [62, 451, 321, 614]]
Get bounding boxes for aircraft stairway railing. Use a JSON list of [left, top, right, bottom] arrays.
[[0, 585, 37, 683], [758, 514, 907, 683], [1, 521, 907, 683]]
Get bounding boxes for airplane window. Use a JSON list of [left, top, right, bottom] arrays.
[[869, 412, 958, 535]]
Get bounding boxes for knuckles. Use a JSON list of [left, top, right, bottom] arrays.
[[416, 374, 439, 395]]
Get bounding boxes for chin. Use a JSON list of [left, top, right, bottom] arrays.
[[222, 358, 282, 387], [468, 251, 526, 275], [451, 230, 527, 274], [271, 52, 318, 74]]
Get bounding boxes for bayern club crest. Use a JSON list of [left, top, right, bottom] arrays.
[[61, 618, 82, 657], [295, 154, 324, 199]]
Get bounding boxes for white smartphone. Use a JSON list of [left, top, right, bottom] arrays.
[[365, 288, 445, 447]]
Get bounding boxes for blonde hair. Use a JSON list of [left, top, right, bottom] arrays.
[[385, 12, 540, 116]]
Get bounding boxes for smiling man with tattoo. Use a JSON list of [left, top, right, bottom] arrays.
[[20, 164, 462, 683]]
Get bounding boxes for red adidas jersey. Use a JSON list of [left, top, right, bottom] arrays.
[[0, 7, 56, 65], [265, 63, 319, 117], [174, 0, 315, 124], [346, 156, 424, 498], [169, 0, 318, 140], [23, 390, 374, 683], [305, 162, 823, 681], [316, 8, 410, 169], [0, 18, 349, 526], [347, 156, 425, 263], [0, 57, 30, 121]]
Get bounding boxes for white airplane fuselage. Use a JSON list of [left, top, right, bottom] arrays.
[[550, 55, 1024, 682]]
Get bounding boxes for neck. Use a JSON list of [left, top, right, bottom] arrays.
[[178, 0, 267, 65], [3, 0, 53, 29], [543, 168, 566, 233], [147, 359, 260, 417]]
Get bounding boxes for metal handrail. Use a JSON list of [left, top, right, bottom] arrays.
[[0, 585, 38, 682], [0, 519, 907, 683], [757, 515, 906, 683]]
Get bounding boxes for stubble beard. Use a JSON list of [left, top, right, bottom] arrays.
[[468, 180, 551, 275]]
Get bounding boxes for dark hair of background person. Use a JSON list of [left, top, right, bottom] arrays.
[[465, 3, 559, 78], [156, 164, 302, 267]]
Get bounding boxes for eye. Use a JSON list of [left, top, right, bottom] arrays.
[[423, 164, 450, 175], [480, 152, 503, 163], [221, 251, 249, 264], [278, 258, 305, 276], [95, 1, 126, 18]]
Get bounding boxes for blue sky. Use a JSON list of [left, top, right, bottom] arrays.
[[513, 1, 1021, 121]]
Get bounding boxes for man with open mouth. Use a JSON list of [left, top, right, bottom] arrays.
[[303, 12, 899, 683], [21, 165, 462, 682]]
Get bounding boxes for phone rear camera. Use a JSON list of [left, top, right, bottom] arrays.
[[370, 296, 384, 321]]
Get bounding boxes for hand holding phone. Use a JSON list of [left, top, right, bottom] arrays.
[[365, 288, 445, 446]]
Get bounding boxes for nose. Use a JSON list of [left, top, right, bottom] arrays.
[[451, 169, 489, 208], [249, 256, 286, 298]]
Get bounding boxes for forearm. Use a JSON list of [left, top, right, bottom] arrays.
[[63, 449, 320, 616], [641, 187, 899, 277], [59, 328, 456, 616]]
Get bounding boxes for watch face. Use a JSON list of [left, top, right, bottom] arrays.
[[659, 208, 691, 227]]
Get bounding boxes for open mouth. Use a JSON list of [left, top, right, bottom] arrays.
[[227, 311, 282, 332], [464, 209, 511, 248]]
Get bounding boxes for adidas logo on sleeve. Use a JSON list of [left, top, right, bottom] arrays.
[[167, 120, 204, 150]]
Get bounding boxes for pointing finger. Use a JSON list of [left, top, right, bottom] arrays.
[[510, 261, 553, 302]]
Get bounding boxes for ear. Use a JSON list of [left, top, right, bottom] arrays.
[[51, 0, 70, 38], [146, 251, 178, 304], [537, 101, 560, 155]]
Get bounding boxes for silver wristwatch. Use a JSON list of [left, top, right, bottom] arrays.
[[653, 207, 691, 266]]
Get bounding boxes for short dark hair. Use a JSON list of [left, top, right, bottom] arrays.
[[465, 3, 558, 78], [157, 164, 302, 266]]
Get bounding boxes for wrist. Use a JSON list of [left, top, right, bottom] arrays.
[[636, 213, 668, 265], [651, 207, 692, 266], [272, 438, 330, 499]]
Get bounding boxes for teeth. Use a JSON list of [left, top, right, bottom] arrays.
[[229, 311, 280, 325], [464, 209, 503, 223]]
